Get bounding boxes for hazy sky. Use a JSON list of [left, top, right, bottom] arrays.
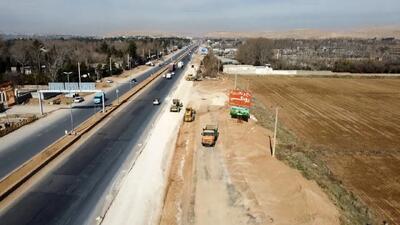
[[0, 0, 399, 35]]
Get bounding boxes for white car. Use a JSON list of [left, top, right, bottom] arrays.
[[73, 96, 84, 103], [105, 79, 113, 83], [171, 72, 175, 75], [153, 98, 161, 105], [145, 61, 155, 66]]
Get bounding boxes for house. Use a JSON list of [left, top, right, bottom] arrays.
[[23, 66, 32, 75]]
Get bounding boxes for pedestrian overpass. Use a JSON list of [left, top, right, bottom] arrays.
[[38, 82, 105, 115]]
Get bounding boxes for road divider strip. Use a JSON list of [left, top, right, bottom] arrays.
[[0, 49, 191, 201]]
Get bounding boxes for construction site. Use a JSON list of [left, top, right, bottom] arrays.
[[158, 62, 400, 225], [159, 67, 343, 225]]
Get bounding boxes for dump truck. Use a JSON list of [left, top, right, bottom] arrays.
[[183, 107, 196, 122], [170, 99, 183, 112], [201, 125, 219, 147]]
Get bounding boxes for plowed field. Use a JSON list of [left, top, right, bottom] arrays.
[[245, 77, 400, 224]]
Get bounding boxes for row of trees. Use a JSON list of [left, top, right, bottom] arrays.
[[235, 38, 400, 73], [0, 36, 190, 85], [201, 51, 222, 78], [236, 38, 276, 66]]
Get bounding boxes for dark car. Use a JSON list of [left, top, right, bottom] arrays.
[[130, 78, 138, 84]]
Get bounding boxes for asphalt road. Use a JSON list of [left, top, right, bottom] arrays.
[[0, 49, 194, 225], [0, 47, 190, 179]]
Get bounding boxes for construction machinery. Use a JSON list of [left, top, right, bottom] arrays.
[[186, 74, 195, 81], [185, 73, 202, 81], [230, 106, 250, 121], [183, 107, 196, 122], [201, 125, 219, 147], [170, 99, 183, 112]]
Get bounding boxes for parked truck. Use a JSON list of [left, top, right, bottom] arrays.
[[201, 125, 219, 147], [183, 107, 196, 122]]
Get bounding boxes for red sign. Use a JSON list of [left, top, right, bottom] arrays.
[[229, 90, 252, 108]]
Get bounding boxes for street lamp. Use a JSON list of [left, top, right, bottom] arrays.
[[116, 89, 119, 104], [63, 71, 74, 134], [36, 47, 48, 92]]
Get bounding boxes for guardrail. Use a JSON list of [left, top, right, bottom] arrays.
[[0, 48, 192, 201]]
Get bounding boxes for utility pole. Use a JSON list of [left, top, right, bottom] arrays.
[[272, 107, 279, 157], [217, 59, 220, 75], [109, 57, 112, 77], [127, 54, 130, 70], [78, 62, 81, 89], [234, 74, 237, 89]]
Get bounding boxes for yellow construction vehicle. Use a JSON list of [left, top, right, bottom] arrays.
[[201, 125, 219, 147], [183, 107, 196, 122]]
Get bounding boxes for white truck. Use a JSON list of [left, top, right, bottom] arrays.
[[177, 61, 184, 69]]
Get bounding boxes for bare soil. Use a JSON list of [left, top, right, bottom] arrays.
[[240, 76, 400, 225], [159, 78, 339, 225]]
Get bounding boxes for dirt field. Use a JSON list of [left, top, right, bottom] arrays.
[[240, 76, 400, 224], [159, 78, 340, 225]]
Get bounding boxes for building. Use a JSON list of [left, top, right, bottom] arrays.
[[0, 81, 17, 108], [223, 65, 274, 75]]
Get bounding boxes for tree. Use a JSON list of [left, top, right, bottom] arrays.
[[9, 40, 32, 69], [202, 51, 221, 78], [46, 45, 68, 81], [127, 41, 137, 57], [30, 40, 45, 74], [99, 41, 109, 54], [236, 38, 275, 66], [0, 38, 8, 75]]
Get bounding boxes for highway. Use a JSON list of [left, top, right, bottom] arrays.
[[0, 48, 189, 179], [0, 49, 194, 225]]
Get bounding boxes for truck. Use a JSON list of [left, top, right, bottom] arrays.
[[183, 107, 196, 122], [230, 106, 250, 121], [201, 125, 219, 147], [170, 99, 183, 112], [93, 92, 106, 104], [166, 73, 172, 79], [168, 63, 176, 72], [177, 61, 184, 69]]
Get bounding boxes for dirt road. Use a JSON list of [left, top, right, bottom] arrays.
[[159, 78, 339, 225]]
